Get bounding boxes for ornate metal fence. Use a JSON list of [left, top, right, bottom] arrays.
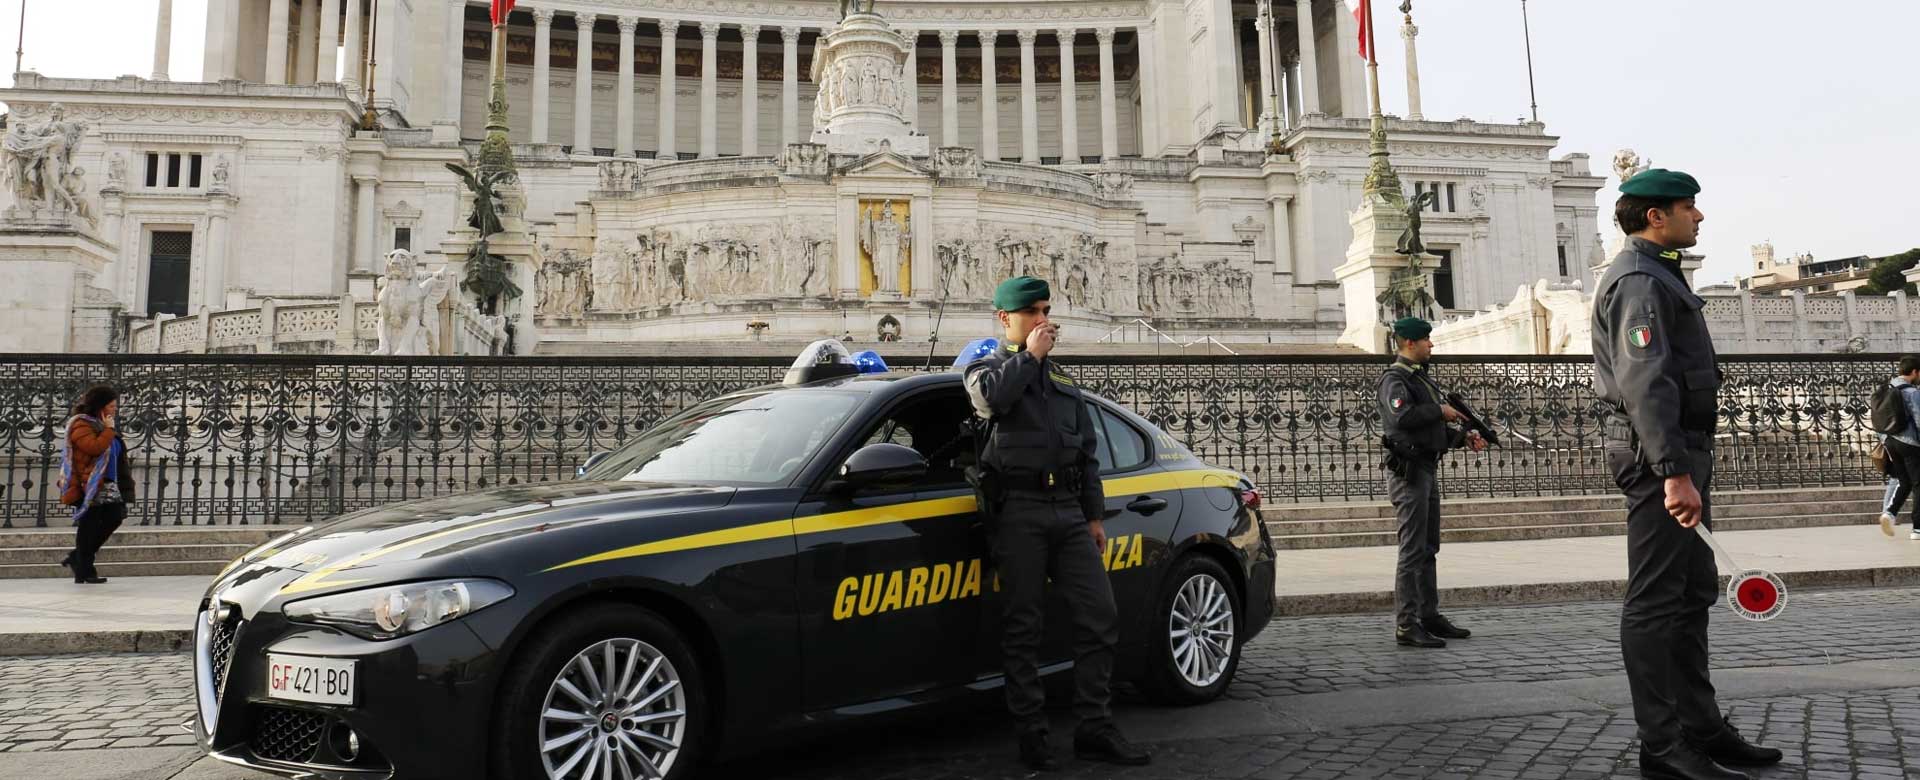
[[0, 353, 1897, 527]]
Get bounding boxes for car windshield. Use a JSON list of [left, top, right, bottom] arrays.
[[581, 390, 862, 486]]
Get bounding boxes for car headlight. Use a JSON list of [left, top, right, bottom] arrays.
[[284, 579, 514, 641]]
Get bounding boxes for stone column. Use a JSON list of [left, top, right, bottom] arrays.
[[741, 25, 760, 155], [1293, 0, 1320, 115], [1401, 17, 1423, 121], [1137, 19, 1159, 153], [317, 0, 340, 83], [343, 0, 365, 92], [1095, 27, 1118, 161], [658, 19, 680, 160], [297, 0, 320, 84], [152, 0, 173, 80], [939, 30, 960, 147], [204, 203, 232, 310], [353, 176, 378, 274], [267, 0, 293, 84], [1057, 29, 1078, 164], [1016, 30, 1039, 163], [979, 31, 999, 161], [532, 8, 554, 143], [699, 22, 720, 158], [224, 0, 241, 80], [615, 16, 637, 156], [202, 0, 226, 80], [574, 13, 598, 153], [781, 26, 802, 146], [442, 0, 464, 126], [1255, 5, 1279, 140], [1283, 52, 1301, 127], [1209, 0, 1241, 132], [901, 30, 920, 129]]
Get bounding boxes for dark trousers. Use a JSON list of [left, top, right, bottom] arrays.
[[71, 503, 126, 580], [1883, 439, 1920, 522], [990, 491, 1119, 734], [1610, 446, 1723, 748], [1388, 463, 1442, 627]]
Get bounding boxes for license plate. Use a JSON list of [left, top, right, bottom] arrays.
[[266, 654, 357, 706]]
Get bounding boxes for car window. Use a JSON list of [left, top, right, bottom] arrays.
[[585, 390, 861, 485], [844, 389, 974, 493], [1096, 406, 1150, 473]]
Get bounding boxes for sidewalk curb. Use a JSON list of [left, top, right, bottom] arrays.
[[0, 629, 190, 657], [1274, 565, 1920, 617]]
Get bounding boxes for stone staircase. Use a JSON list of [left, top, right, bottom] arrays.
[[1264, 486, 1887, 550], [0, 525, 296, 579]]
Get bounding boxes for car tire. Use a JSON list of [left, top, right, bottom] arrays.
[[1138, 554, 1242, 705], [493, 603, 707, 780]]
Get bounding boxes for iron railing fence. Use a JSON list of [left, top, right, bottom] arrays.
[[0, 353, 1897, 527]]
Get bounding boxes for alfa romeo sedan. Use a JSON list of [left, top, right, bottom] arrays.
[[192, 343, 1276, 780]]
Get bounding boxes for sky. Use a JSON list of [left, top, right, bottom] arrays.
[[4, 0, 1916, 288]]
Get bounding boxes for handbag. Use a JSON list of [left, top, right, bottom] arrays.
[[88, 439, 126, 508], [1871, 441, 1892, 477]]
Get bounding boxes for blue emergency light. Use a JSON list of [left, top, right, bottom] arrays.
[[783, 339, 861, 385], [952, 337, 999, 368], [850, 350, 889, 374]]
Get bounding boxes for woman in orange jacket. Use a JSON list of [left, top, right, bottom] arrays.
[[60, 385, 130, 584]]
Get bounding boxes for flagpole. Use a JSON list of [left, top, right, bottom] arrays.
[[1520, 0, 1540, 123], [478, 0, 516, 175], [1360, 0, 1401, 199], [14, 0, 26, 75]]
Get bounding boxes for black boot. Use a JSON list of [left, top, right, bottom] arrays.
[[1018, 730, 1060, 772], [1686, 717, 1782, 766], [1640, 741, 1749, 780], [1395, 622, 1446, 648], [1421, 614, 1472, 639], [1073, 722, 1151, 766]]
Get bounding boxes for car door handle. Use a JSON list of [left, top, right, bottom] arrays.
[[1125, 496, 1169, 515]]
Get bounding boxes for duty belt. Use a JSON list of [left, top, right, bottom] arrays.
[[1001, 466, 1084, 494], [1603, 414, 1715, 451]]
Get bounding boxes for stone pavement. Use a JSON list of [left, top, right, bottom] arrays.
[[2, 586, 1918, 778]]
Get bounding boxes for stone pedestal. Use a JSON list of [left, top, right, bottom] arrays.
[[808, 12, 929, 156], [438, 224, 537, 354], [1334, 193, 1434, 354], [0, 216, 119, 352]]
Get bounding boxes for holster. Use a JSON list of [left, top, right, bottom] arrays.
[[966, 462, 1005, 528]]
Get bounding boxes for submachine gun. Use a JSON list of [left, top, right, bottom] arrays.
[[1443, 391, 1539, 449]]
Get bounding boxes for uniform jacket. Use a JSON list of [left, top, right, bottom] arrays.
[[963, 342, 1104, 521], [1591, 236, 1722, 477], [1378, 356, 1465, 464], [63, 416, 132, 507]]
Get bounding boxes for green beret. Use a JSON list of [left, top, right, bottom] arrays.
[[1619, 168, 1701, 199], [1391, 316, 1432, 341], [993, 276, 1051, 311]]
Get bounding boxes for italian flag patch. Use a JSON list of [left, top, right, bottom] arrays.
[[1627, 325, 1654, 349]]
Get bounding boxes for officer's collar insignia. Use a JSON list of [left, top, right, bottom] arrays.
[[1004, 342, 1022, 353], [1049, 372, 1075, 386], [1628, 324, 1654, 349], [1658, 250, 1681, 261]]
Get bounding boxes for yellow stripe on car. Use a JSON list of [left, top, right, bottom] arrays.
[[542, 467, 1246, 573]]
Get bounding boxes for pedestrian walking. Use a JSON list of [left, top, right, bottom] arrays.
[[1593, 169, 1781, 780], [1870, 355, 1920, 539], [963, 276, 1150, 771], [1377, 316, 1484, 649], [60, 385, 131, 585]]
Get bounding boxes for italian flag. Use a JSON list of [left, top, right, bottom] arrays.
[[1353, 0, 1374, 63], [491, 0, 516, 25]]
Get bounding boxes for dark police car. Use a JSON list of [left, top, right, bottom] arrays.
[[192, 341, 1276, 780]]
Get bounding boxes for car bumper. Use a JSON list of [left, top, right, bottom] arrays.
[[1244, 555, 1276, 638], [194, 603, 501, 780]]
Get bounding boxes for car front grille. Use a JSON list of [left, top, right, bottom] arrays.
[[250, 705, 326, 763], [208, 615, 241, 704]]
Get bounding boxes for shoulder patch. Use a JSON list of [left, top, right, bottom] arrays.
[[1627, 324, 1654, 349]]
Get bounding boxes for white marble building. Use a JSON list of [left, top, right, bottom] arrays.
[[0, 0, 1605, 353]]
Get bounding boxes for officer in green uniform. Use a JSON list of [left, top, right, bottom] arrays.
[[963, 276, 1150, 771], [1377, 316, 1483, 649], [1594, 169, 1781, 780]]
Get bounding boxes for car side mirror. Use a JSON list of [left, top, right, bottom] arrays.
[[838, 443, 927, 491], [576, 451, 612, 480]]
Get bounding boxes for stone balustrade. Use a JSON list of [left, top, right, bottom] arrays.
[[128, 296, 503, 356]]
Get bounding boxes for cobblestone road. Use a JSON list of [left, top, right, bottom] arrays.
[[3, 587, 1917, 779]]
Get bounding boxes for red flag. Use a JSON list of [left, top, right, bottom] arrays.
[[1353, 0, 1374, 62], [491, 0, 516, 25]]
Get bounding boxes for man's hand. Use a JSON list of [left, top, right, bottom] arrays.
[[1466, 430, 1487, 452], [1664, 475, 1703, 527], [1088, 518, 1107, 553], [1028, 323, 1057, 359], [1440, 404, 1465, 423]]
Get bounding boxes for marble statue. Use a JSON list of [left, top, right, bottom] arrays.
[[374, 249, 451, 355], [1, 103, 93, 222], [1397, 190, 1438, 256], [860, 201, 911, 294], [105, 153, 125, 188], [838, 0, 878, 20], [211, 156, 230, 189], [1612, 149, 1651, 185]]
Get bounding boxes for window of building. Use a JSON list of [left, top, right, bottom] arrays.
[[1446, 182, 1457, 213], [147, 231, 193, 316], [1431, 248, 1456, 309], [1557, 244, 1569, 277], [144, 152, 205, 189], [394, 227, 413, 252]]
